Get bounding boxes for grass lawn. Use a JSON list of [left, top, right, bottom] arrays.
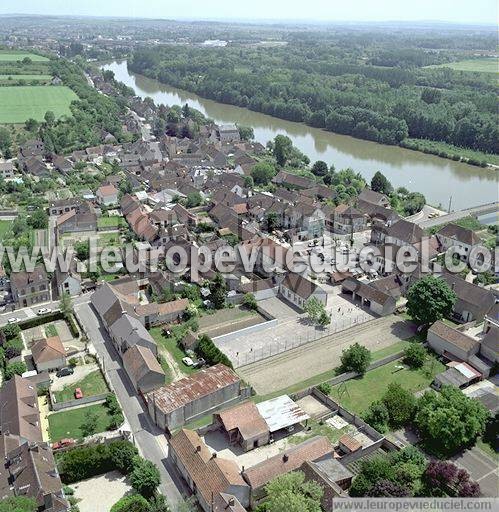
[[149, 327, 197, 375], [428, 58, 497, 73], [97, 232, 121, 247], [289, 418, 353, 446], [48, 403, 113, 441], [97, 216, 124, 229], [329, 356, 445, 415], [0, 74, 52, 81], [0, 51, 49, 62], [53, 370, 109, 403], [0, 220, 12, 241], [0, 85, 77, 123]]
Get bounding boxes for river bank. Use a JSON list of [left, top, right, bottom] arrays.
[[101, 60, 498, 210]]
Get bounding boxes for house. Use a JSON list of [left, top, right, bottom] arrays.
[[213, 493, 247, 512], [56, 203, 97, 234], [0, 375, 42, 443], [10, 265, 50, 308], [436, 223, 483, 265], [341, 277, 397, 316], [384, 218, 424, 247], [52, 155, 73, 174], [55, 258, 81, 297], [48, 198, 80, 216], [31, 336, 67, 372], [427, 320, 480, 361], [96, 184, 119, 206], [272, 170, 315, 190], [0, 160, 15, 178], [109, 312, 157, 358], [242, 436, 334, 505], [333, 204, 366, 234], [169, 429, 250, 512], [145, 364, 244, 431], [481, 304, 499, 363], [214, 401, 270, 452], [0, 439, 69, 512], [216, 124, 241, 143], [279, 272, 327, 310], [122, 344, 165, 394], [357, 188, 390, 209], [24, 156, 49, 177], [439, 273, 496, 323]]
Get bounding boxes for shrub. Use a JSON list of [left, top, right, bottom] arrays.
[[110, 495, 150, 512], [316, 382, 332, 395], [340, 343, 371, 375], [242, 293, 258, 311], [4, 361, 27, 379], [109, 441, 139, 474], [382, 382, 416, 429], [195, 334, 233, 369], [129, 457, 161, 498], [403, 344, 427, 368], [363, 400, 390, 433]]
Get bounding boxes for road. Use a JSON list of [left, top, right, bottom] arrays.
[[417, 202, 498, 229], [0, 292, 93, 326], [74, 302, 186, 505], [237, 315, 416, 394]]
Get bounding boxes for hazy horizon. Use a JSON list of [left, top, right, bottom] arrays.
[[0, 0, 496, 25]]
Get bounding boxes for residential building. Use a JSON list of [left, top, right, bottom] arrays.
[[169, 429, 250, 512], [145, 364, 245, 431], [122, 344, 165, 394], [357, 188, 390, 209], [279, 272, 327, 310], [341, 277, 397, 316], [436, 223, 483, 265], [332, 204, 366, 234], [31, 336, 67, 372], [216, 124, 241, 143], [0, 160, 15, 179], [10, 265, 50, 308], [54, 258, 82, 297], [96, 184, 119, 206]]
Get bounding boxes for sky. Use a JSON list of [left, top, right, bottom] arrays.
[[0, 0, 496, 25]]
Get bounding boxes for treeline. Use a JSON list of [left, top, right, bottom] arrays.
[[39, 59, 133, 154], [129, 44, 498, 155]]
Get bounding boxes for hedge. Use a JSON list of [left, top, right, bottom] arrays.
[[56, 440, 138, 484], [17, 311, 79, 338], [195, 334, 233, 369]]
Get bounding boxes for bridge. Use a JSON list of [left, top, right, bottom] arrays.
[[418, 202, 498, 229]]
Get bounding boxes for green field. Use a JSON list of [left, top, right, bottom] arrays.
[[0, 51, 49, 62], [48, 403, 114, 441], [0, 74, 52, 81], [428, 58, 497, 73], [0, 86, 77, 123], [53, 370, 109, 403], [0, 220, 12, 241], [97, 216, 125, 229]]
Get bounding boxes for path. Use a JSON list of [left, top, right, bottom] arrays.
[[238, 315, 416, 394]]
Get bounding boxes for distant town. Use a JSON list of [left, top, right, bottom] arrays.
[[0, 13, 497, 512]]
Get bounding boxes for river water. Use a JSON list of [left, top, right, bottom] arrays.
[[102, 60, 498, 210]]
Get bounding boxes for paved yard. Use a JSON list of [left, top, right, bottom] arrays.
[[50, 363, 99, 391], [238, 315, 416, 394], [70, 471, 132, 512], [295, 395, 332, 419], [216, 295, 376, 368]]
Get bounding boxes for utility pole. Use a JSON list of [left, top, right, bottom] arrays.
[[448, 196, 452, 213]]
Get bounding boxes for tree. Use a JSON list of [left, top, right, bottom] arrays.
[[406, 276, 456, 326], [25, 118, 39, 133], [403, 344, 426, 368], [0, 496, 37, 512], [181, 103, 190, 118], [44, 110, 56, 126], [59, 292, 73, 318], [304, 297, 330, 326], [242, 293, 258, 311], [423, 461, 480, 497], [81, 409, 99, 437], [186, 192, 202, 208], [367, 479, 410, 497], [110, 495, 150, 512], [273, 135, 293, 167], [28, 209, 48, 229], [130, 457, 161, 498], [74, 240, 90, 261], [209, 273, 227, 309], [340, 343, 371, 374], [311, 160, 328, 177], [196, 334, 233, 369], [363, 400, 390, 433], [4, 361, 27, 380], [262, 471, 323, 512], [266, 211, 280, 231], [415, 386, 489, 454], [370, 171, 393, 195], [251, 161, 276, 185], [238, 125, 254, 141], [382, 382, 416, 429], [148, 494, 172, 512], [2, 323, 21, 340], [243, 175, 254, 188], [0, 127, 12, 158]]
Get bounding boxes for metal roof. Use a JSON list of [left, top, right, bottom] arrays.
[[256, 395, 309, 433]]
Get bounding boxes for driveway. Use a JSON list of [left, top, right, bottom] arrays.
[[50, 363, 99, 391], [74, 302, 187, 505], [238, 315, 416, 394], [451, 446, 498, 497]]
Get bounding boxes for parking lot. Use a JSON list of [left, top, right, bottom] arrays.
[[214, 294, 375, 368]]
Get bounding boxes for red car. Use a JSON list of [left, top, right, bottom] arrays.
[[52, 438, 75, 450], [74, 388, 83, 399]]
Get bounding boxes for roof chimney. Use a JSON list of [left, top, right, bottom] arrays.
[[211, 452, 217, 459], [282, 454, 289, 463], [196, 445, 201, 452], [228, 497, 235, 506]]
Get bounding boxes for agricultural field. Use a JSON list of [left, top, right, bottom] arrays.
[[0, 50, 49, 62], [427, 57, 497, 73], [0, 86, 77, 123], [0, 74, 52, 85]]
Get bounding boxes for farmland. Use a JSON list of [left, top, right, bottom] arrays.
[[0, 85, 77, 123], [0, 50, 49, 62], [427, 57, 497, 73]]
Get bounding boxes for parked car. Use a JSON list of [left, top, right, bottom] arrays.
[[52, 438, 75, 450], [74, 388, 83, 399], [182, 356, 194, 367], [37, 308, 51, 315], [7, 317, 21, 324], [193, 358, 206, 369], [56, 367, 74, 378]]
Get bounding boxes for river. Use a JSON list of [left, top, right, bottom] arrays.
[[102, 60, 498, 210]]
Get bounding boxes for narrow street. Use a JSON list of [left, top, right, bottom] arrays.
[[74, 302, 187, 506]]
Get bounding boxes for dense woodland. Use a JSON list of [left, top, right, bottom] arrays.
[[129, 33, 498, 156]]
